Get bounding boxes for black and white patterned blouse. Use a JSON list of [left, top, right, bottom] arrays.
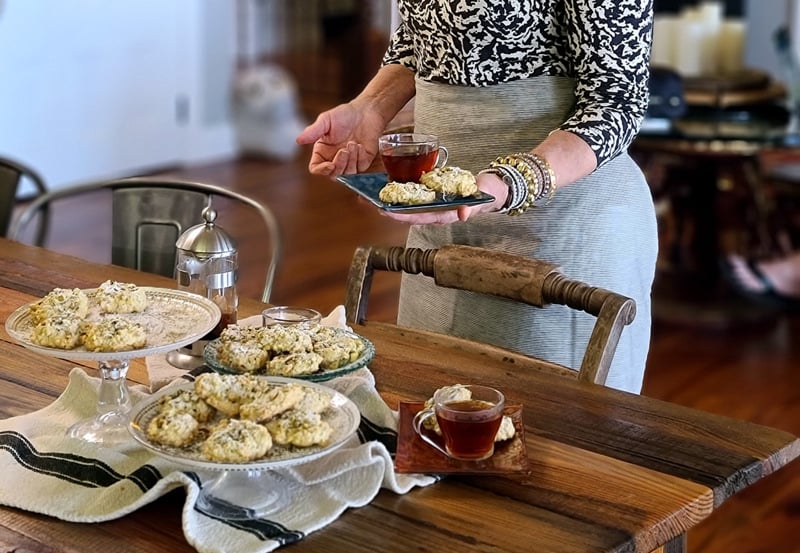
[[383, 0, 653, 166]]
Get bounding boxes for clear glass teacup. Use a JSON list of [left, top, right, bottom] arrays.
[[261, 306, 322, 327], [379, 133, 448, 183], [413, 384, 505, 461]]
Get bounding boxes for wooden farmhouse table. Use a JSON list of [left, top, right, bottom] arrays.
[[1, 237, 799, 553]]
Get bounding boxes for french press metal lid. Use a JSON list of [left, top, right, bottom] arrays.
[[175, 206, 238, 291]]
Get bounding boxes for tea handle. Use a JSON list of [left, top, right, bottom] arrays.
[[412, 408, 450, 457], [435, 145, 449, 168]]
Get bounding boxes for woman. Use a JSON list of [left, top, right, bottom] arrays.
[[297, 1, 658, 394]]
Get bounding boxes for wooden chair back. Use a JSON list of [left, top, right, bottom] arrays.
[[345, 244, 637, 386]]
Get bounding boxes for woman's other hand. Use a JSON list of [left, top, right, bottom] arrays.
[[297, 64, 417, 178], [296, 102, 385, 177]]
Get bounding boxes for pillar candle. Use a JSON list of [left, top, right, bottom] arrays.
[[673, 18, 705, 77], [698, 1, 723, 75], [652, 15, 678, 68], [718, 19, 745, 75]]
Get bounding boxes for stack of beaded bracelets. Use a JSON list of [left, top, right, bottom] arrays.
[[478, 153, 557, 215]]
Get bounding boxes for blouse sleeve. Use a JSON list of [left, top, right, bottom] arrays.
[[382, 21, 418, 72], [560, 0, 653, 167]]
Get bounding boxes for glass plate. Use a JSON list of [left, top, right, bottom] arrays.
[[336, 172, 495, 213], [203, 328, 375, 382], [128, 377, 361, 472], [4, 287, 221, 361]]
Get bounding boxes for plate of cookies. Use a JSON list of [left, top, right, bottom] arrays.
[[128, 374, 361, 471], [4, 281, 221, 361], [336, 168, 494, 213], [203, 323, 375, 382]]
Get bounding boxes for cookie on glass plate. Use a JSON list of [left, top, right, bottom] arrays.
[[81, 316, 147, 352], [95, 280, 148, 314], [28, 288, 89, 324], [30, 316, 84, 349]]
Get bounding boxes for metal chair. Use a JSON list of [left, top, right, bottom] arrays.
[[345, 244, 637, 386], [9, 177, 281, 303], [0, 156, 48, 240]]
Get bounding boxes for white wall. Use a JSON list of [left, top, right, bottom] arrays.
[[0, 0, 238, 191]]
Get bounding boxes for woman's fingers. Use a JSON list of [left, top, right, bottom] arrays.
[[380, 209, 460, 225]]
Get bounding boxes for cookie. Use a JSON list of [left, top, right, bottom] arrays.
[[201, 418, 272, 462], [157, 389, 215, 423], [239, 382, 306, 422], [28, 288, 89, 324], [419, 166, 478, 197], [194, 372, 262, 417], [146, 412, 200, 448], [378, 181, 436, 205], [265, 410, 333, 447], [95, 280, 148, 314], [81, 316, 147, 352], [266, 351, 323, 377], [30, 316, 84, 349]]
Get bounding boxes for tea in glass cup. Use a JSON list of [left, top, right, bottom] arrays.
[[379, 133, 449, 183], [413, 384, 505, 461]]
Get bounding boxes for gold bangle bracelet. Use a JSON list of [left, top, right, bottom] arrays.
[[516, 152, 556, 205]]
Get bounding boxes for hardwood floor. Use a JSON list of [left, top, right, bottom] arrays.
[[19, 149, 800, 553]]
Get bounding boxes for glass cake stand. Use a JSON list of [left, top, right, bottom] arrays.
[[5, 287, 221, 446], [128, 377, 361, 519]]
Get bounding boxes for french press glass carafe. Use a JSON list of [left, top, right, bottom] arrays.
[[166, 206, 238, 369]]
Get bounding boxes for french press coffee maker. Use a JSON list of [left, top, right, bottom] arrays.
[[166, 206, 238, 370]]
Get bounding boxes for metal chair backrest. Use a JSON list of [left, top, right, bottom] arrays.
[[0, 157, 47, 239], [9, 177, 281, 303], [345, 244, 637, 386]]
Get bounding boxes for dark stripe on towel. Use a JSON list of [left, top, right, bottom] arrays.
[[0, 431, 162, 492]]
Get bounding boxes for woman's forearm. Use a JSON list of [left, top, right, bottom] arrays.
[[533, 130, 598, 190], [352, 64, 417, 131]]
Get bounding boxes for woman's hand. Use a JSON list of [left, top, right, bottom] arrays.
[[296, 102, 386, 177], [297, 65, 417, 178], [380, 171, 510, 224]]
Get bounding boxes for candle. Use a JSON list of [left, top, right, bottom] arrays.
[[698, 2, 723, 74], [719, 19, 746, 75], [652, 15, 678, 68], [673, 18, 705, 77]]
